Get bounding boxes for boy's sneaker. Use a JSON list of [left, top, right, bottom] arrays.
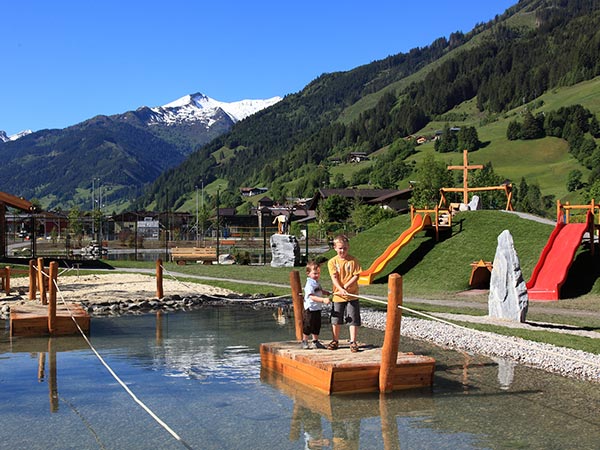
[[313, 340, 326, 349], [301, 340, 311, 350]]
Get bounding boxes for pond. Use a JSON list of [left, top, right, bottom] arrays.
[[1, 307, 599, 449]]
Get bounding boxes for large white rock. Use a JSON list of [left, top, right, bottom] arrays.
[[488, 230, 528, 322], [468, 195, 481, 210], [270, 234, 300, 267]]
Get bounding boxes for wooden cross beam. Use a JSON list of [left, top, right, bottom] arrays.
[[447, 150, 484, 204]]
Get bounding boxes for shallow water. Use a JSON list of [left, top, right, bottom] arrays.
[[1, 307, 599, 449]]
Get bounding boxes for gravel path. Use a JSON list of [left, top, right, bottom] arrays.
[[361, 309, 600, 383]]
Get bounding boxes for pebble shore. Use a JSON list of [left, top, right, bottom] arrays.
[[361, 309, 600, 384]]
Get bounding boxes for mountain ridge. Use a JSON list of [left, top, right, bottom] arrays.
[[0, 92, 281, 209]]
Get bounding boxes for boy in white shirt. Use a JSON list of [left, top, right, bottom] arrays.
[[302, 261, 331, 349]]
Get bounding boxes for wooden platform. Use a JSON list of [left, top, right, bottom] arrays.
[[10, 302, 90, 337], [260, 340, 435, 395]]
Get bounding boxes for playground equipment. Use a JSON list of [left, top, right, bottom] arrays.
[[526, 200, 598, 301], [438, 150, 513, 211], [357, 150, 514, 286], [0, 191, 36, 259], [358, 206, 451, 285]]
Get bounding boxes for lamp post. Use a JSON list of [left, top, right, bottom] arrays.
[[195, 185, 199, 246], [216, 188, 220, 263]]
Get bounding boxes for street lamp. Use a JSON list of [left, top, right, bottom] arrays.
[[195, 185, 199, 246]]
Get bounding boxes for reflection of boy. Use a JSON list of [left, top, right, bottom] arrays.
[[289, 404, 330, 449], [302, 261, 330, 349], [327, 235, 362, 353], [331, 418, 360, 450]]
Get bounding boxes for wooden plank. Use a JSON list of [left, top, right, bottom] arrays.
[[10, 302, 90, 337], [261, 341, 435, 395]]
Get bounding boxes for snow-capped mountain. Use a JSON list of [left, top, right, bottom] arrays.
[[144, 92, 282, 127], [0, 129, 32, 143]]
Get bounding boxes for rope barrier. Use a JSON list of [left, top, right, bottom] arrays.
[[349, 293, 600, 370], [50, 277, 194, 450]]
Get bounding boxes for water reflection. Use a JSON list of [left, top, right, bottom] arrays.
[[1, 308, 599, 449]]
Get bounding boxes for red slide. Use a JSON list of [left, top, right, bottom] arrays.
[[526, 211, 592, 301], [358, 214, 431, 285]]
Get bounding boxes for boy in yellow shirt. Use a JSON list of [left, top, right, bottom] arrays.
[[327, 235, 362, 353]]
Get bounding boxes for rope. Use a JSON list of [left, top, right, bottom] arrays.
[[349, 293, 600, 370], [50, 277, 194, 450]]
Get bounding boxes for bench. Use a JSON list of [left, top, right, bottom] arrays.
[[170, 247, 218, 265]]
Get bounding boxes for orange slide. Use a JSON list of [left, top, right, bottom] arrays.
[[358, 214, 432, 285], [526, 211, 593, 301]]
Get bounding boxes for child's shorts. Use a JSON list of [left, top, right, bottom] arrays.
[[330, 300, 361, 326]]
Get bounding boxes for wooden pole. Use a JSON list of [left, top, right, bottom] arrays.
[[29, 259, 37, 300], [48, 261, 58, 335], [37, 257, 47, 305], [379, 273, 403, 393], [48, 261, 58, 336], [290, 270, 304, 341], [2, 266, 9, 294], [156, 258, 164, 299]]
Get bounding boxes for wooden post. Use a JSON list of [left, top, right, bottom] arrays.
[[47, 261, 58, 335], [290, 270, 304, 341], [37, 257, 47, 305], [379, 273, 403, 393], [29, 259, 37, 300], [2, 266, 9, 294], [156, 258, 164, 299]]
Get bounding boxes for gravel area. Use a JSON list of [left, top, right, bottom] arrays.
[[361, 309, 600, 383]]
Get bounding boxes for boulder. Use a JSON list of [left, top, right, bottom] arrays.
[[468, 195, 481, 210], [270, 234, 300, 267], [488, 230, 528, 322]]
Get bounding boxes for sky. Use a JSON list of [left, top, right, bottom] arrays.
[[1, 0, 517, 136]]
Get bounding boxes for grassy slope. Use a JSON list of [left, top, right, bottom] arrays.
[[349, 210, 553, 294], [331, 76, 600, 205]]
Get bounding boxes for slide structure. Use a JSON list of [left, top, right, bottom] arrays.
[[358, 213, 432, 285], [526, 211, 593, 301]]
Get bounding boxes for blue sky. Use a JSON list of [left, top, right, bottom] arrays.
[[1, 1, 516, 136]]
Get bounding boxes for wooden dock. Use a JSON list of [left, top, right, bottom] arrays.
[[10, 301, 90, 337], [261, 271, 436, 395], [261, 341, 435, 395], [8, 259, 90, 337]]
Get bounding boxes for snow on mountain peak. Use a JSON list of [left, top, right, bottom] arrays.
[[153, 92, 282, 126], [0, 129, 32, 142]]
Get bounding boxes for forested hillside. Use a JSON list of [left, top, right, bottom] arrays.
[[141, 0, 600, 213]]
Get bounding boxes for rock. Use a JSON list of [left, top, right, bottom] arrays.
[[270, 234, 300, 267], [488, 230, 528, 322], [468, 195, 481, 210], [219, 253, 236, 265]]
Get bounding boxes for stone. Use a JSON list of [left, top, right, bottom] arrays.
[[488, 230, 528, 322], [468, 195, 481, 210], [270, 234, 300, 267], [219, 253, 236, 265]]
